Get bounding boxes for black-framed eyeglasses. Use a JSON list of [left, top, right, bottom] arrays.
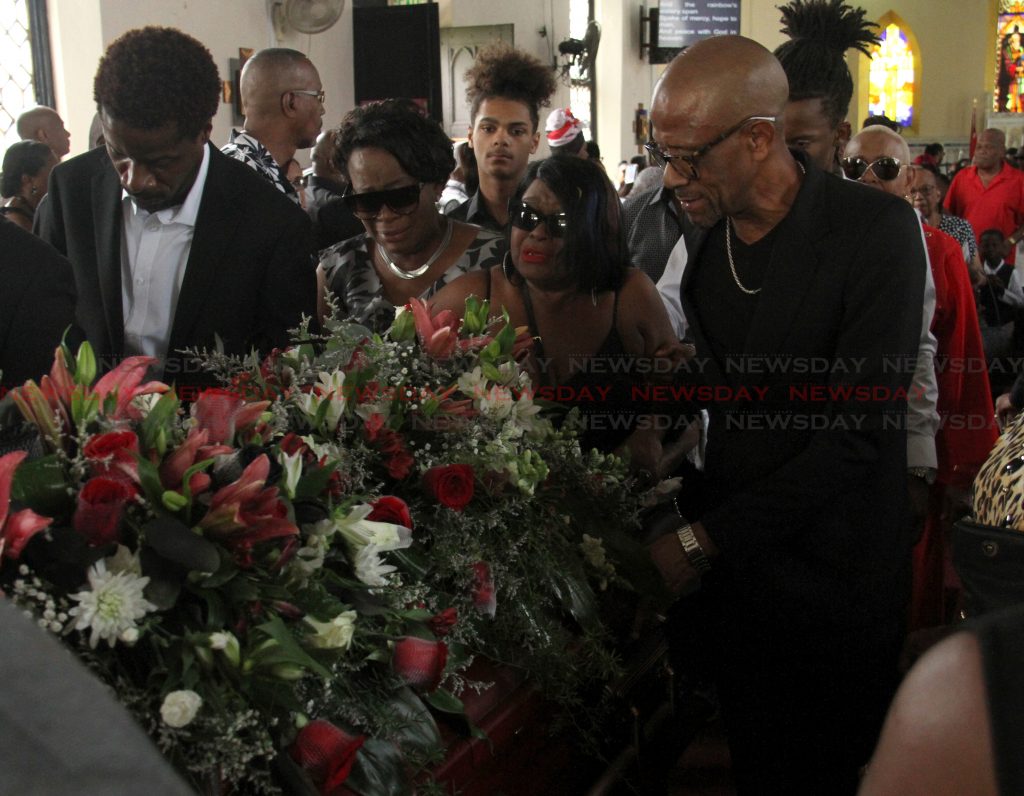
[[509, 200, 569, 237], [840, 156, 903, 182], [342, 183, 424, 219], [645, 115, 777, 181], [289, 89, 326, 104]]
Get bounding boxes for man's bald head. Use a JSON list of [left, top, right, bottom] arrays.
[[653, 36, 790, 133], [844, 125, 911, 197], [649, 35, 798, 230], [975, 127, 1006, 172], [240, 48, 315, 115], [239, 47, 324, 152], [17, 106, 71, 159]]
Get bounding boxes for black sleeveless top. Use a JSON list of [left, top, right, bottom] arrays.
[[489, 269, 636, 454], [972, 603, 1024, 794]]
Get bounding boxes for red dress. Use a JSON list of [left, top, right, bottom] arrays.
[[910, 224, 999, 629]]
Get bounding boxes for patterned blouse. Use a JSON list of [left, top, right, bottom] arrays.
[[320, 226, 506, 332], [938, 212, 978, 265]]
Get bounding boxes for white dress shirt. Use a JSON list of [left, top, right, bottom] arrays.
[[120, 145, 211, 365], [984, 258, 1024, 308], [655, 233, 689, 339]]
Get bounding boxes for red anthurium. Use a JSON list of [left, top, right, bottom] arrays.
[[192, 389, 270, 445], [470, 561, 497, 617], [392, 636, 448, 692], [159, 428, 232, 494], [409, 298, 458, 359], [0, 451, 51, 561], [83, 430, 140, 485], [74, 477, 135, 546], [290, 720, 365, 795], [199, 454, 298, 549], [367, 496, 413, 530], [428, 607, 458, 638], [422, 464, 474, 511]]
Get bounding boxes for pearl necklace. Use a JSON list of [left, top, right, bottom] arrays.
[[376, 217, 453, 281], [725, 159, 806, 295]]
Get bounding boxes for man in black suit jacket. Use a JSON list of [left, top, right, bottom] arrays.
[[36, 27, 316, 390], [0, 217, 78, 391], [646, 37, 926, 793]]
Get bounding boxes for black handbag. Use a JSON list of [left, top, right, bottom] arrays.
[[953, 518, 1024, 617]]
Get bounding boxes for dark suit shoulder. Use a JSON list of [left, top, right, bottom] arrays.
[[49, 146, 113, 184]]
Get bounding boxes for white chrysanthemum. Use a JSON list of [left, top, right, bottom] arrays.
[[69, 561, 156, 648], [305, 610, 357, 650], [354, 544, 397, 587], [160, 690, 202, 728]]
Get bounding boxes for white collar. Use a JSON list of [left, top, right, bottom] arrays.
[[122, 143, 211, 227]]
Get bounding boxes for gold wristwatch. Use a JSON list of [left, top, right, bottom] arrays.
[[676, 523, 711, 575]]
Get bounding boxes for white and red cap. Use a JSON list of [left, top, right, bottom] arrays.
[[545, 108, 584, 147]]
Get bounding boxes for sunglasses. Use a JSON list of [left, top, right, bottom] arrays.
[[840, 156, 903, 181], [342, 183, 423, 219], [509, 200, 569, 237], [645, 115, 777, 181]]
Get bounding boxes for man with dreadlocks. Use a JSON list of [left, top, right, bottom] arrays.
[[776, 0, 942, 563], [774, 0, 875, 175]]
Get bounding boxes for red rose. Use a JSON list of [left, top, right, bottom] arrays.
[[368, 496, 413, 529], [422, 464, 474, 511], [73, 477, 135, 546], [289, 719, 365, 795], [386, 448, 414, 480], [392, 636, 448, 692], [428, 607, 458, 637], [83, 430, 139, 484], [471, 561, 496, 617]]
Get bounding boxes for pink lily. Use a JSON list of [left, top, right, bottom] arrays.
[[159, 428, 233, 495], [409, 298, 458, 359], [192, 389, 270, 445], [199, 455, 298, 550], [91, 356, 169, 419], [0, 451, 52, 562]]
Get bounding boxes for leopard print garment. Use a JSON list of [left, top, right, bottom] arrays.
[[974, 414, 1024, 529]]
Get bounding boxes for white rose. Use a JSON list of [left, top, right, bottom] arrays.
[[160, 690, 203, 728]]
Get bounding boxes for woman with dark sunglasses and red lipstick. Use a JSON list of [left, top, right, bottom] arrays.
[[431, 156, 691, 476], [316, 99, 505, 331]]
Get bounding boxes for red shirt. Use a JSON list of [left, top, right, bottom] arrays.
[[944, 162, 1024, 263], [923, 223, 998, 486]]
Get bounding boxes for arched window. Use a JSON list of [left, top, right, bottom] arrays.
[[867, 12, 919, 131]]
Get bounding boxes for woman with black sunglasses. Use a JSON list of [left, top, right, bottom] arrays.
[[431, 156, 692, 478], [316, 99, 505, 331]]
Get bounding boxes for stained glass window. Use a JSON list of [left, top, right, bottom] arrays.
[[868, 17, 915, 128], [994, 2, 1024, 113], [0, 0, 34, 149]]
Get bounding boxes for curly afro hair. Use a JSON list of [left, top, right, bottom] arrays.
[[773, 0, 877, 127], [94, 26, 220, 139], [464, 44, 557, 132], [336, 98, 455, 185]]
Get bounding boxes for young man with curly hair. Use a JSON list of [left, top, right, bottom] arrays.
[[446, 44, 556, 231], [36, 26, 317, 387]]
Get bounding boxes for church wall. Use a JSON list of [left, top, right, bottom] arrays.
[[44, 0, 1007, 163]]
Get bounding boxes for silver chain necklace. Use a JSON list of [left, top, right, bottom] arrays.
[[377, 217, 453, 281], [724, 159, 806, 295]]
